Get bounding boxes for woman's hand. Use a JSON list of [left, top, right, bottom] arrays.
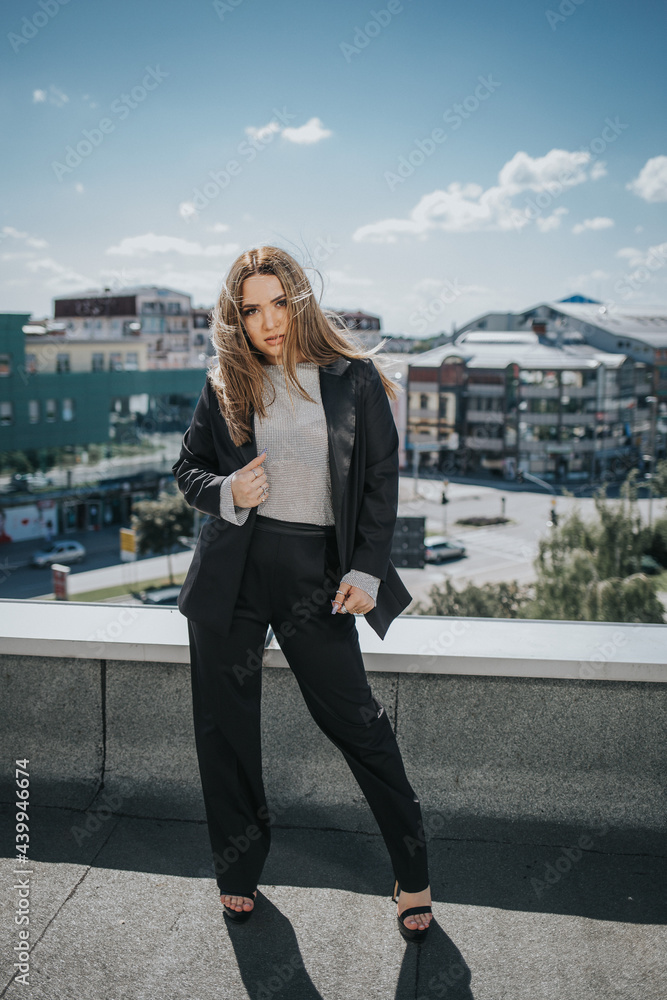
[[331, 583, 375, 615], [230, 451, 269, 508]]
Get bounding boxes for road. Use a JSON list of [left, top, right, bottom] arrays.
[[0, 476, 663, 604], [397, 476, 666, 607]]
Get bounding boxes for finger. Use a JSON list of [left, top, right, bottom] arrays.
[[331, 583, 352, 613], [244, 450, 267, 472]]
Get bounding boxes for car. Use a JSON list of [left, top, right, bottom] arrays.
[[12, 472, 54, 490], [134, 585, 182, 606], [424, 536, 467, 564], [32, 540, 86, 568]]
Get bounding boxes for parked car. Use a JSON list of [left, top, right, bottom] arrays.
[[32, 540, 86, 568], [12, 472, 54, 490], [134, 585, 182, 606], [424, 536, 467, 564]]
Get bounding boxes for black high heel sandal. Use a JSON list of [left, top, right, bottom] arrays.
[[221, 889, 258, 923], [392, 880, 432, 943]]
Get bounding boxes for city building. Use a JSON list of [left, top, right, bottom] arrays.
[[22, 322, 150, 374], [0, 312, 204, 453], [407, 331, 654, 483], [457, 296, 667, 403], [52, 285, 201, 368]]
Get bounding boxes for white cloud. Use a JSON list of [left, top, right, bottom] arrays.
[[281, 116, 332, 145], [615, 241, 667, 270], [33, 84, 69, 107], [590, 161, 608, 181], [24, 256, 91, 291], [568, 268, 610, 287], [245, 120, 282, 143], [626, 155, 667, 202], [536, 207, 569, 233], [616, 246, 643, 263], [178, 202, 197, 222], [572, 217, 615, 235], [101, 266, 229, 300], [75, 183, 84, 194], [206, 222, 231, 233], [1, 226, 48, 249], [353, 148, 605, 243], [106, 233, 240, 258], [497, 149, 591, 193]]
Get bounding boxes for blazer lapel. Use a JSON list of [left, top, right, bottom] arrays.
[[319, 357, 355, 521]]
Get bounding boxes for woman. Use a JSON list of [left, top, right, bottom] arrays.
[[172, 246, 432, 942]]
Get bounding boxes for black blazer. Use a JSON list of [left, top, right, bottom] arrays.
[[171, 354, 413, 641]]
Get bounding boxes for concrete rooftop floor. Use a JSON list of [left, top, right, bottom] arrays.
[[1, 802, 665, 1000]]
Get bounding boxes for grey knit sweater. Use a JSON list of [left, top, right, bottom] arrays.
[[218, 361, 380, 606]]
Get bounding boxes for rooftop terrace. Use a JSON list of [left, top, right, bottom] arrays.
[[1, 601, 665, 999]]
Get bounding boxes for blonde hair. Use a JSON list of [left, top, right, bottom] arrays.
[[207, 245, 401, 446]]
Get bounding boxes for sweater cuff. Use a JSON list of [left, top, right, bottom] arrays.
[[340, 568, 380, 607], [219, 475, 252, 526]]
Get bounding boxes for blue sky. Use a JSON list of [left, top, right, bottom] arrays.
[[1, 0, 665, 335]]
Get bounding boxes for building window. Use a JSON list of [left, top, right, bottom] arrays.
[[46, 399, 56, 422], [28, 400, 40, 424], [0, 354, 10, 376], [62, 398, 75, 421], [0, 401, 13, 425], [56, 353, 70, 373], [92, 352, 105, 372], [125, 352, 139, 370], [25, 353, 37, 374], [109, 352, 123, 371]]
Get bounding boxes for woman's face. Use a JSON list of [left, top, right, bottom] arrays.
[[240, 273, 291, 364]]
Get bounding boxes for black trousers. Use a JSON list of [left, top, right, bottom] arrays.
[[187, 514, 429, 897]]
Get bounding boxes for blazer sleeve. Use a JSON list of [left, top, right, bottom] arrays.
[[348, 360, 399, 583], [171, 381, 230, 520]]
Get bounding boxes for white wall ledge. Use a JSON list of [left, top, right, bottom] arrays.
[[0, 599, 664, 682]]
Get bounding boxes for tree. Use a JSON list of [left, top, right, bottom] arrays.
[[525, 475, 665, 623], [411, 578, 532, 618], [131, 490, 194, 584], [409, 468, 667, 624], [649, 457, 667, 500]]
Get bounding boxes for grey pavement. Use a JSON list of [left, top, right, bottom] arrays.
[[1, 801, 665, 1000]]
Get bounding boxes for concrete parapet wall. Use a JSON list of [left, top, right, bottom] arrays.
[[2, 651, 665, 854]]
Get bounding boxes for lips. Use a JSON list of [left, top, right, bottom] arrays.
[[265, 335, 284, 345]]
